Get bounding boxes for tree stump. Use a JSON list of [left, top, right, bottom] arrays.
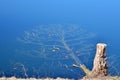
[[88, 43, 108, 78]]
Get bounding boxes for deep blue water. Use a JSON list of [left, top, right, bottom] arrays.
[[0, 0, 120, 79]]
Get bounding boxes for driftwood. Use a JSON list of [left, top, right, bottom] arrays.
[[79, 43, 108, 78]]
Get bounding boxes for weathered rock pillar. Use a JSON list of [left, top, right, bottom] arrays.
[[89, 43, 108, 77]]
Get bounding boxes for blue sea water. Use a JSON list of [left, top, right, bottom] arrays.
[[0, 0, 120, 79]]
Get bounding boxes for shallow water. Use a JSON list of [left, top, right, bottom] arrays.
[[0, 0, 120, 79]]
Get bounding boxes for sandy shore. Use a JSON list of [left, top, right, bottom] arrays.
[[0, 76, 120, 80], [0, 77, 73, 80]]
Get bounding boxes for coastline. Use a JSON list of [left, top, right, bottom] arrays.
[[0, 76, 120, 80]]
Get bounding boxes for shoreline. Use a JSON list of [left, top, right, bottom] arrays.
[[0, 76, 120, 80]]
